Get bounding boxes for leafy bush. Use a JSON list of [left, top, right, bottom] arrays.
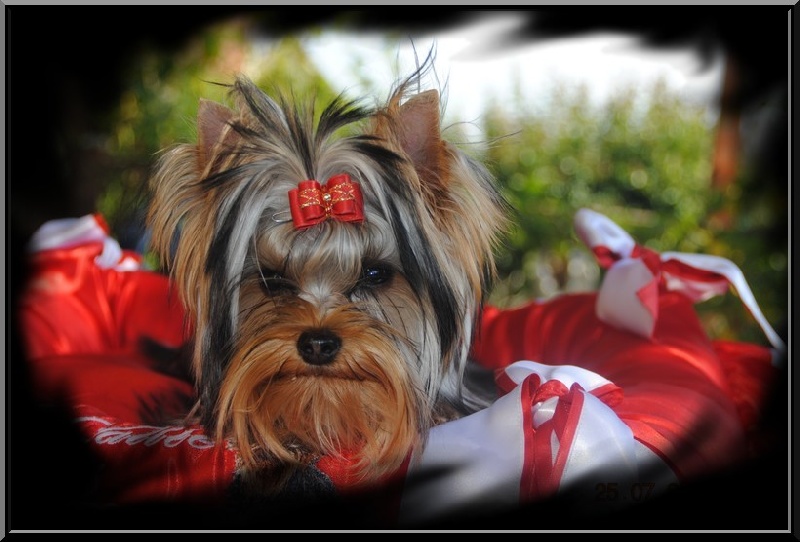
[[478, 79, 786, 346], [96, 30, 786, 348]]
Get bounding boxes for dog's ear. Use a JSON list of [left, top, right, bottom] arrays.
[[375, 89, 448, 193], [197, 98, 237, 172], [396, 90, 443, 175], [395, 90, 447, 188]]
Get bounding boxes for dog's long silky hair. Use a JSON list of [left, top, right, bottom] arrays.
[[147, 56, 509, 483]]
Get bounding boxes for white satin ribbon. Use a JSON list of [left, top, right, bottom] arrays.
[[503, 359, 613, 392], [27, 214, 140, 271], [661, 251, 786, 353], [398, 383, 526, 524], [28, 214, 109, 252], [506, 361, 645, 507], [574, 208, 786, 357], [397, 360, 675, 525]]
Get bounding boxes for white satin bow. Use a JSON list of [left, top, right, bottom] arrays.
[[573, 208, 786, 359]]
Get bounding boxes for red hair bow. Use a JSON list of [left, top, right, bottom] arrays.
[[288, 174, 364, 229]]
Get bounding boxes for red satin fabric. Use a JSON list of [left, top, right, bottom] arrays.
[[19, 232, 777, 506], [20, 241, 189, 360], [472, 291, 775, 480], [19, 241, 236, 504], [523, 380, 586, 500], [52, 375, 235, 505]]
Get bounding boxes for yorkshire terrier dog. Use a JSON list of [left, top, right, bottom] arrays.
[[146, 57, 508, 493]]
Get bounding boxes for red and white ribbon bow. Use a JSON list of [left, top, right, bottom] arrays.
[[573, 208, 785, 356], [397, 360, 656, 524], [288, 173, 364, 229]]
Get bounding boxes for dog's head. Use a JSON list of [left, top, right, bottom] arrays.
[[147, 61, 508, 483]]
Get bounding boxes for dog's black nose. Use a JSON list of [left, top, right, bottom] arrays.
[[297, 329, 342, 366]]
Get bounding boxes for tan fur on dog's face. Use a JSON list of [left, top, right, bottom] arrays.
[[225, 272, 422, 478], [146, 59, 508, 488]]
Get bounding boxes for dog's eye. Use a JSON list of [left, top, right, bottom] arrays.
[[259, 270, 296, 296], [358, 263, 394, 289]]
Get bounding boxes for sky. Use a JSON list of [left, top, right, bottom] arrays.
[[301, 12, 726, 133]]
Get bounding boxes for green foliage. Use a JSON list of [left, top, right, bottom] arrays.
[[95, 28, 786, 348], [96, 23, 340, 241], [481, 79, 786, 346], [96, 20, 250, 233], [252, 36, 341, 108]]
